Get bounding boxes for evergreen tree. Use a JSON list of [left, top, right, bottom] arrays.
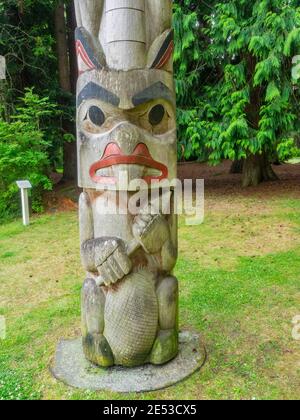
[[174, 0, 300, 186]]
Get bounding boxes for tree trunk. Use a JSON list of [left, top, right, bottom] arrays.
[[242, 54, 279, 187], [230, 159, 244, 174], [66, 1, 78, 95], [54, 1, 71, 92], [242, 154, 278, 187], [54, 0, 77, 181]]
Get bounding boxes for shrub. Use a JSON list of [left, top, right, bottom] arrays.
[[0, 89, 55, 221]]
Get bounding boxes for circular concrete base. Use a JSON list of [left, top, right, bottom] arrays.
[[51, 332, 206, 393]]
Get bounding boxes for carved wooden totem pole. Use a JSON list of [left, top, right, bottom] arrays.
[[75, 0, 178, 367]]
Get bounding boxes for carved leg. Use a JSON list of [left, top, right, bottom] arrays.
[[81, 278, 114, 367], [150, 276, 179, 365]]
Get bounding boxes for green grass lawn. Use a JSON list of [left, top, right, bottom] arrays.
[[0, 192, 299, 400]]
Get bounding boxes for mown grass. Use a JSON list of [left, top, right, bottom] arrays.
[[0, 193, 299, 400]]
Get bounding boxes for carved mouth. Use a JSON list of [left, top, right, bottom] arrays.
[[89, 143, 168, 185]]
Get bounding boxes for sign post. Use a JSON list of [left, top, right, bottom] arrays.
[[0, 56, 5, 80], [16, 180, 32, 226]]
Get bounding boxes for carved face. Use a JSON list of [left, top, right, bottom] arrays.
[[77, 69, 177, 190]]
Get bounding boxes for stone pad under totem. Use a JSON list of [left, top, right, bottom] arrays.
[[51, 332, 206, 393]]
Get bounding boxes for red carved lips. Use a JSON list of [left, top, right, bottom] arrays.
[[89, 143, 168, 185]]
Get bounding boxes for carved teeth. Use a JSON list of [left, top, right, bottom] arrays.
[[95, 165, 161, 180], [143, 168, 161, 177], [113, 164, 144, 181], [96, 167, 114, 177]]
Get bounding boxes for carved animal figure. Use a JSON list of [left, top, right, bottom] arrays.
[[76, 0, 178, 367]]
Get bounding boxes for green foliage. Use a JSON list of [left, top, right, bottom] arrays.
[[174, 0, 300, 163], [173, 1, 211, 161], [0, 0, 74, 172], [0, 89, 54, 221]]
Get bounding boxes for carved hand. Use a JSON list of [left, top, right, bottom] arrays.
[[95, 239, 132, 287], [132, 213, 170, 255]]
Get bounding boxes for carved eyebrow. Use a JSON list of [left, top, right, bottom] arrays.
[[77, 82, 120, 107], [132, 82, 174, 106]]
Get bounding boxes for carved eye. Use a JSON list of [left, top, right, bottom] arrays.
[[149, 104, 165, 126], [88, 106, 105, 127]]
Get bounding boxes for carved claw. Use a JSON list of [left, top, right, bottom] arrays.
[[96, 241, 132, 287], [133, 213, 170, 254]]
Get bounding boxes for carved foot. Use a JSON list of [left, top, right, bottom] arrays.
[[83, 333, 114, 368], [150, 329, 178, 365]]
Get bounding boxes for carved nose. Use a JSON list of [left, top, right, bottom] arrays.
[[113, 124, 141, 155]]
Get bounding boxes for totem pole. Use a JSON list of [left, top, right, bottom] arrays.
[[75, 0, 178, 368]]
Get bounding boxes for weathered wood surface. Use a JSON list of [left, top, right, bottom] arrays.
[[75, 0, 179, 368]]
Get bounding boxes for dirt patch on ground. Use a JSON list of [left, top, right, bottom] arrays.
[[178, 160, 300, 199], [44, 181, 80, 212]]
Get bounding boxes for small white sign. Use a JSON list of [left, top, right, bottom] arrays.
[[0, 56, 6, 80], [0, 316, 6, 339], [16, 180, 32, 189]]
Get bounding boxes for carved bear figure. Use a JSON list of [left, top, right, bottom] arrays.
[[75, 0, 178, 367]]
